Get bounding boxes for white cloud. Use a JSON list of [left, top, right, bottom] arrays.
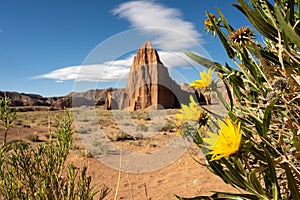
[[112, 1, 202, 50], [35, 1, 202, 83], [33, 64, 130, 82], [158, 51, 197, 68], [33, 51, 196, 82], [33, 55, 133, 82]]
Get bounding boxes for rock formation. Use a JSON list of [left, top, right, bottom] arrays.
[[117, 41, 192, 111], [0, 89, 109, 109], [1, 42, 221, 110], [0, 91, 50, 107], [104, 88, 120, 110]]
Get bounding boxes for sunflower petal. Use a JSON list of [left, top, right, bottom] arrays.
[[204, 117, 242, 161]]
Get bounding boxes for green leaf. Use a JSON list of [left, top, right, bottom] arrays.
[[221, 159, 247, 190], [216, 8, 234, 34], [215, 88, 230, 111], [258, 48, 292, 68], [231, 83, 244, 102], [263, 149, 281, 198], [287, 0, 295, 25], [175, 195, 203, 200], [226, 68, 245, 89], [262, 95, 278, 137], [240, 51, 258, 81], [207, 159, 232, 184], [274, 6, 300, 48], [298, 0, 300, 19], [248, 171, 265, 195], [272, 183, 279, 200], [182, 50, 220, 70], [176, 192, 260, 200], [247, 145, 267, 164], [228, 112, 236, 122], [224, 81, 233, 111], [250, 0, 274, 25], [281, 163, 300, 199], [281, 28, 292, 53], [206, 12, 235, 59], [292, 128, 300, 151], [234, 0, 278, 42]]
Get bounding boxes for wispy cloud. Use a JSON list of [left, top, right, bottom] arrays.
[[35, 1, 201, 83], [159, 51, 196, 68], [33, 51, 195, 82], [112, 1, 202, 50], [33, 55, 133, 82]]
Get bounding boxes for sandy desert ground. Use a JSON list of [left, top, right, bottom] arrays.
[[1, 106, 235, 199]]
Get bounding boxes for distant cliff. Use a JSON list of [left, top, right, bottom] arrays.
[[0, 89, 114, 109]]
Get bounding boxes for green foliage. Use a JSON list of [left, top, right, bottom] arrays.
[[0, 96, 17, 145], [136, 124, 148, 132], [178, 0, 300, 199], [0, 109, 110, 199], [109, 131, 132, 141], [162, 120, 176, 132]]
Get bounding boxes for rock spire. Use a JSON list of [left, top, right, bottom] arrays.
[[118, 41, 190, 110]]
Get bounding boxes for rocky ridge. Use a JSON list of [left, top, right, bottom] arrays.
[[0, 89, 113, 110]]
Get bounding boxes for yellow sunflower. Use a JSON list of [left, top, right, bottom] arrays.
[[190, 68, 214, 89], [176, 95, 201, 122], [204, 13, 217, 27], [203, 118, 242, 161]]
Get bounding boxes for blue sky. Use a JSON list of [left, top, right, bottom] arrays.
[[0, 0, 252, 97]]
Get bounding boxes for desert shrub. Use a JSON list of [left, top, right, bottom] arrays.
[[23, 124, 31, 128], [72, 144, 81, 150], [122, 122, 131, 126], [92, 140, 102, 147], [131, 110, 149, 120], [0, 96, 17, 145], [0, 103, 110, 199], [176, 0, 300, 199], [77, 127, 92, 134], [78, 150, 94, 158], [6, 139, 29, 149], [135, 132, 144, 139], [44, 132, 56, 139], [129, 140, 142, 146], [145, 139, 157, 148], [15, 120, 22, 126], [162, 120, 176, 132], [136, 124, 148, 132], [26, 134, 40, 142], [109, 131, 132, 141]]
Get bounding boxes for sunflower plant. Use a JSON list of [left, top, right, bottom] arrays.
[[176, 0, 300, 199]]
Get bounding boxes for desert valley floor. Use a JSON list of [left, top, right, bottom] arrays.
[[1, 106, 235, 199]]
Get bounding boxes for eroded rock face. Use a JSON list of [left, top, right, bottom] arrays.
[[0, 91, 49, 107], [104, 88, 120, 110], [0, 89, 107, 109], [119, 41, 191, 111]]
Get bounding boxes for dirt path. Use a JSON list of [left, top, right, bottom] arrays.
[[68, 149, 234, 199]]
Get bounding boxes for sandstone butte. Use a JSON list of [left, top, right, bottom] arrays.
[[1, 40, 221, 110], [107, 40, 192, 111]]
